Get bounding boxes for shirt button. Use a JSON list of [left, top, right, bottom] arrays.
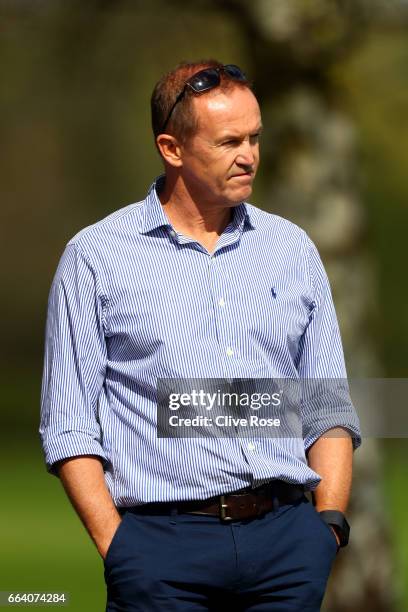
[[219, 298, 225, 307], [247, 442, 256, 451], [226, 347, 234, 357], [170, 230, 176, 237]]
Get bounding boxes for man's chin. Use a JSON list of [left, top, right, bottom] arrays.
[[231, 184, 253, 203], [217, 184, 253, 207]]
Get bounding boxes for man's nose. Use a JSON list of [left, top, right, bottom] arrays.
[[236, 140, 256, 167]]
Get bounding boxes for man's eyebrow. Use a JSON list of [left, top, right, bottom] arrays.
[[217, 125, 263, 141]]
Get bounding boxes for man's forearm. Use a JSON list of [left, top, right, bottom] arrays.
[[57, 455, 121, 559], [306, 427, 353, 513]]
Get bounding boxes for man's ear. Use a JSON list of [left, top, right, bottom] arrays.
[[156, 134, 183, 168]]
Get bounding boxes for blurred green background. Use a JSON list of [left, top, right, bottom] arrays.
[[1, 1, 407, 610]]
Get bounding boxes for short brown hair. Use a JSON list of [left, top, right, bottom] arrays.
[[151, 59, 252, 143]]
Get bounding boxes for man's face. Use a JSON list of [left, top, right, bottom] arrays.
[[179, 86, 262, 208]]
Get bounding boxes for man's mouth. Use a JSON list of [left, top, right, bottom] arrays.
[[230, 172, 254, 181], [230, 171, 253, 178]]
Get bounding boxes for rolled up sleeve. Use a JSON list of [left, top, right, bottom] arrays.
[[298, 236, 362, 452], [40, 242, 109, 475]]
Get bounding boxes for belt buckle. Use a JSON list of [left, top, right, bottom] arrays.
[[220, 495, 233, 521]]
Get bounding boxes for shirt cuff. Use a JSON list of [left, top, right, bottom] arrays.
[[41, 430, 109, 476], [303, 420, 362, 452]]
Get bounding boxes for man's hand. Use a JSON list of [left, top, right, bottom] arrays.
[[98, 516, 123, 560], [57, 455, 122, 560]]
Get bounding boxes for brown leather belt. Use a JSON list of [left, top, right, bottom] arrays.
[[121, 481, 305, 522]]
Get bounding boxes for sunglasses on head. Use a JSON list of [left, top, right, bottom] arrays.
[[161, 64, 247, 134]]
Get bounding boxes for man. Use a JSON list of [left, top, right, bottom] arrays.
[[40, 60, 361, 611]]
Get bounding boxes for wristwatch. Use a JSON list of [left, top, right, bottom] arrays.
[[319, 510, 350, 548]]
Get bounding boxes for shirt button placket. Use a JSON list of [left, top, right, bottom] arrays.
[[208, 254, 235, 369]]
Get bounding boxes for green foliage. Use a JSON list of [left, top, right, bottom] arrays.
[[334, 32, 408, 375], [382, 441, 408, 612]]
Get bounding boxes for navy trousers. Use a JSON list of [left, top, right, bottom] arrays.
[[104, 495, 338, 611]]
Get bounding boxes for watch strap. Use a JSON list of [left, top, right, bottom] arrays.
[[319, 510, 350, 547]]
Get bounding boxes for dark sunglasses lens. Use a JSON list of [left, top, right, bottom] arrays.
[[189, 69, 220, 93], [224, 64, 247, 81]]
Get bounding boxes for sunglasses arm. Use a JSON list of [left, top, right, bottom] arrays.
[[161, 87, 188, 134]]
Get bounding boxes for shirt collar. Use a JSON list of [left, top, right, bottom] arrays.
[[138, 175, 171, 234], [138, 175, 256, 235]]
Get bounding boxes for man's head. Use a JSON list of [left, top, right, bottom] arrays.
[[151, 60, 262, 207], [151, 60, 251, 143]]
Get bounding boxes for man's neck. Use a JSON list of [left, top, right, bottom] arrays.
[[158, 175, 234, 253]]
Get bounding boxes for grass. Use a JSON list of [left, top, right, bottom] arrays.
[[0, 439, 106, 611]]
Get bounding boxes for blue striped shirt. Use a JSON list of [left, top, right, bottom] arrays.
[[40, 175, 361, 506]]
